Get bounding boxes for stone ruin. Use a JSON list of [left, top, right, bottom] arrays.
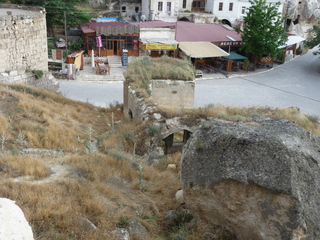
[[123, 78, 201, 161], [0, 4, 60, 92], [180, 117, 320, 240]]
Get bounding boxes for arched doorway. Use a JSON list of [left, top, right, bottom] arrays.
[[222, 19, 231, 27], [178, 17, 191, 22], [162, 129, 192, 155]]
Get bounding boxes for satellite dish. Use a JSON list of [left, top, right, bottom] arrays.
[[141, 15, 146, 21]]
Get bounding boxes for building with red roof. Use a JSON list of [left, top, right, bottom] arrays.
[[175, 21, 243, 53], [79, 21, 140, 57], [132, 20, 243, 53]]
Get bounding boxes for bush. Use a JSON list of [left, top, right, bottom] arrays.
[[32, 70, 44, 79]]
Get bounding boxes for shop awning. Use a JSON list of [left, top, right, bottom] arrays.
[[179, 42, 229, 58], [279, 35, 306, 48], [223, 52, 247, 60]]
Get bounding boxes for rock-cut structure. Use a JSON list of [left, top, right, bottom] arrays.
[[180, 117, 320, 240]]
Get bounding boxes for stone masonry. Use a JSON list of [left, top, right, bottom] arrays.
[[0, 4, 48, 84]]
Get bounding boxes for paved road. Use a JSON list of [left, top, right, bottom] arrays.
[[59, 49, 320, 117], [195, 49, 320, 117], [59, 81, 123, 108]]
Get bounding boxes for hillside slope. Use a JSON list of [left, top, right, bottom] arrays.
[[0, 83, 319, 239]]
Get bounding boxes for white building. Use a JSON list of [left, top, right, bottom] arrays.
[[205, 0, 284, 26], [141, 0, 180, 22]]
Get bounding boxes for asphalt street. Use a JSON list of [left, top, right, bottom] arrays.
[[195, 49, 320, 117], [59, 49, 320, 118], [59, 81, 123, 108]]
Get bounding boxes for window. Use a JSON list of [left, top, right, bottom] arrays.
[[229, 3, 233, 11], [183, 0, 186, 8], [167, 2, 171, 11], [88, 36, 95, 50], [192, 0, 205, 9], [122, 6, 126, 12], [107, 40, 113, 50], [101, 35, 107, 48], [158, 2, 163, 11], [241, 6, 246, 14], [219, 2, 223, 11]]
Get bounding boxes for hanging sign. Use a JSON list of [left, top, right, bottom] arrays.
[[133, 40, 138, 50], [96, 36, 102, 47]]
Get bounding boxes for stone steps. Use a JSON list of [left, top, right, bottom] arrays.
[[76, 74, 124, 82], [107, 55, 123, 68]]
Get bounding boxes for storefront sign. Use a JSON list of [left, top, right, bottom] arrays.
[[145, 44, 177, 50], [219, 41, 243, 46]]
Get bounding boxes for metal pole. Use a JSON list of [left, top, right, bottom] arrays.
[[64, 11, 68, 56]]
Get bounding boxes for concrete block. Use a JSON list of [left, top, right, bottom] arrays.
[[9, 70, 18, 76]]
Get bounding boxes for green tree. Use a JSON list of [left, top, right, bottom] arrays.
[[305, 25, 320, 55], [241, 0, 288, 63], [6, 0, 91, 29]]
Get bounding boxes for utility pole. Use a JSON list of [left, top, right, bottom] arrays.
[[64, 11, 68, 56]]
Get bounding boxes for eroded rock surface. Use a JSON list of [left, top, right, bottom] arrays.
[[0, 198, 34, 240], [181, 117, 320, 240]]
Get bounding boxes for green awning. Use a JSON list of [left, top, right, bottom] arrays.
[[223, 52, 248, 60]]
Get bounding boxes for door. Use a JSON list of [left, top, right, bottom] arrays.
[[112, 40, 124, 55]]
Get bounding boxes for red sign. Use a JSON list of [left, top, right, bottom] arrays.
[[133, 40, 138, 50]]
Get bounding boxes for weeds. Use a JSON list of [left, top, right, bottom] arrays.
[[0, 133, 7, 154], [116, 217, 130, 228], [124, 56, 194, 96], [148, 124, 161, 136], [16, 131, 28, 155], [85, 125, 97, 155], [32, 70, 44, 79]]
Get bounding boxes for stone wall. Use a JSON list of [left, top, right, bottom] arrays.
[[0, 4, 48, 80], [123, 79, 200, 162], [0, 70, 61, 93], [151, 80, 194, 109], [178, 13, 217, 24], [124, 79, 195, 119]]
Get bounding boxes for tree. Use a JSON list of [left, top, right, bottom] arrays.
[[241, 0, 288, 63], [6, 0, 91, 29], [305, 25, 320, 55]]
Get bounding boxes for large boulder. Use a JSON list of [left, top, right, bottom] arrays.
[[0, 198, 34, 240], [180, 117, 320, 240]]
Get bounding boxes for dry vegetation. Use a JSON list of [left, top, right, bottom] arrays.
[[124, 56, 195, 96], [0, 82, 319, 240]]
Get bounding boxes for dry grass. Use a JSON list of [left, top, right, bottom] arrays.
[[0, 83, 123, 152], [124, 56, 195, 97], [0, 82, 319, 240], [159, 105, 320, 136], [0, 154, 51, 179]]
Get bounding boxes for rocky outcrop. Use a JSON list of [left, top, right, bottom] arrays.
[[109, 217, 150, 240], [0, 198, 34, 240], [26, 73, 61, 93], [180, 117, 320, 240]]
